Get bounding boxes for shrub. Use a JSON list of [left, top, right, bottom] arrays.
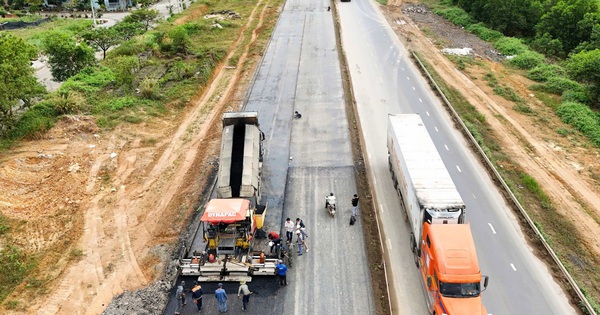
[[433, 7, 473, 27], [109, 96, 138, 111], [139, 77, 160, 99], [527, 64, 567, 82], [556, 102, 600, 147], [59, 67, 115, 96], [50, 91, 88, 115], [508, 51, 545, 69], [542, 77, 584, 95], [494, 37, 527, 55], [561, 90, 590, 103], [466, 23, 503, 42], [105, 56, 139, 90], [107, 39, 145, 57], [5, 102, 57, 140]]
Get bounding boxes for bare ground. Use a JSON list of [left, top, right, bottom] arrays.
[[2, 0, 600, 313]]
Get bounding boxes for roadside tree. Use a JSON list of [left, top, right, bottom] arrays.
[[123, 8, 160, 31], [0, 33, 45, 133], [82, 27, 121, 59], [112, 21, 145, 40], [43, 32, 97, 82]]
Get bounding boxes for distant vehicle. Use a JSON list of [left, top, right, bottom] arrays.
[[179, 112, 278, 282], [341, 0, 351, 3], [387, 114, 488, 315]]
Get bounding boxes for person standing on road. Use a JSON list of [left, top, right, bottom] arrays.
[[351, 194, 360, 217], [176, 280, 186, 307], [238, 280, 252, 311], [174, 280, 186, 315], [296, 228, 308, 256], [295, 218, 305, 229], [215, 283, 228, 313], [285, 218, 295, 243], [190, 281, 203, 311], [276, 259, 288, 286]]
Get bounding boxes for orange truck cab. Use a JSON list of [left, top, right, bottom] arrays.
[[418, 222, 489, 315]]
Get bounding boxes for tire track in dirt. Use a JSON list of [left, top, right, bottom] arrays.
[[31, 0, 272, 313]]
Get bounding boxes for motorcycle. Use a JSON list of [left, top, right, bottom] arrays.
[[325, 195, 336, 217]]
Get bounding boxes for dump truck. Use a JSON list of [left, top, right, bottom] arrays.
[[179, 111, 278, 282], [387, 114, 488, 314]]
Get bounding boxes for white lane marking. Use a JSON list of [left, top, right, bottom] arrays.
[[419, 98, 422, 102], [387, 239, 392, 250], [472, 194, 476, 199], [425, 111, 430, 116], [402, 67, 405, 71], [488, 223, 497, 234], [510, 263, 517, 271], [406, 76, 410, 80], [434, 127, 438, 132], [456, 165, 462, 173], [412, 86, 416, 90], [368, 152, 372, 160], [444, 145, 449, 151], [379, 203, 384, 213], [373, 177, 377, 185]]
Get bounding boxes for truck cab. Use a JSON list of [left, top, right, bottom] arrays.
[[419, 222, 489, 315]]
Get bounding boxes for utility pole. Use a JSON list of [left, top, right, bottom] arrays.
[[90, 0, 97, 26]]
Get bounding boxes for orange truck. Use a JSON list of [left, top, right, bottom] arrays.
[[419, 222, 489, 315], [387, 114, 488, 314]]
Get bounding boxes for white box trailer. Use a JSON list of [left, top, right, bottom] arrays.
[[387, 114, 466, 252]]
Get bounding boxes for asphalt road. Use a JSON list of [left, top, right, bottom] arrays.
[[337, 0, 578, 314], [166, 0, 375, 313]]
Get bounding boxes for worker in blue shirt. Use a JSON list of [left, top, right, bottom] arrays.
[[275, 260, 287, 286]]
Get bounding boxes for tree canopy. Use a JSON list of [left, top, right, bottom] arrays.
[[82, 27, 121, 60], [567, 49, 600, 103], [123, 8, 160, 31], [536, 0, 600, 55], [43, 32, 97, 82], [0, 33, 45, 132]]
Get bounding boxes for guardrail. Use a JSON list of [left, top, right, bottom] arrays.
[[411, 51, 596, 315]]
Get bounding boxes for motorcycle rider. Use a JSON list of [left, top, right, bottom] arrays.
[[325, 193, 337, 210]]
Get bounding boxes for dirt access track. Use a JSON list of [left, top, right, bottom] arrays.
[[1, 0, 599, 314]]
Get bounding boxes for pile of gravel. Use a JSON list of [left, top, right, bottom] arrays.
[[102, 279, 172, 315]]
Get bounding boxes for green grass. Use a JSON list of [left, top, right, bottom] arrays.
[[7, 18, 93, 50]]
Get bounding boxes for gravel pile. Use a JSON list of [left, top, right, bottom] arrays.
[[103, 255, 181, 315]]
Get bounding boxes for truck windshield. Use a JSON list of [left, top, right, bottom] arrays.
[[439, 282, 481, 297]]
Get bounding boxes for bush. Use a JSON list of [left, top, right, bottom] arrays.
[[434, 7, 473, 27], [107, 39, 145, 57], [494, 37, 528, 55], [139, 77, 160, 99], [50, 91, 88, 115], [508, 50, 545, 69], [527, 64, 567, 82], [542, 77, 584, 95], [556, 102, 600, 147], [5, 102, 57, 140], [466, 23, 503, 42], [561, 90, 590, 103], [106, 56, 139, 90], [59, 67, 115, 96], [109, 96, 138, 111]]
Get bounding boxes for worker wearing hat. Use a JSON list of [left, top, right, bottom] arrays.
[[238, 280, 253, 311], [275, 259, 287, 286]]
